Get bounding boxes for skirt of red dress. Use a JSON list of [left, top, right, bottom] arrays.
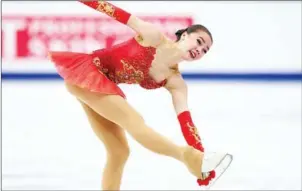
[[48, 51, 126, 98]]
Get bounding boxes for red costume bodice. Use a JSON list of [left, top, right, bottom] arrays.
[[91, 35, 167, 90]]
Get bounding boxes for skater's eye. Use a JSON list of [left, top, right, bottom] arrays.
[[197, 39, 202, 45]]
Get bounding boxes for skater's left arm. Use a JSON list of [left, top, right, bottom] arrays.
[[165, 74, 204, 152]]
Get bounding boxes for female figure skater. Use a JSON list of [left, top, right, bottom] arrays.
[[49, 0, 231, 190]]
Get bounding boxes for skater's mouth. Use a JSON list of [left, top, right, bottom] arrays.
[[189, 50, 196, 59]]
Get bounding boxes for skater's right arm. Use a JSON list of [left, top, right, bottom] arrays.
[[79, 0, 163, 47], [165, 74, 205, 152]]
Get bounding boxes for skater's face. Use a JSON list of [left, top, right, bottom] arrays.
[[179, 30, 213, 61]]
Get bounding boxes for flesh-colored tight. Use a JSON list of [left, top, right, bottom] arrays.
[[65, 82, 204, 190]]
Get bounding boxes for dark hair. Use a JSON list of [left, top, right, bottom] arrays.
[[175, 24, 213, 42]]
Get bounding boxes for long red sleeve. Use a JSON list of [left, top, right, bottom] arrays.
[[79, 0, 131, 24], [177, 111, 204, 152]]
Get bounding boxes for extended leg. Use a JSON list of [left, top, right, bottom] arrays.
[[66, 83, 204, 178]]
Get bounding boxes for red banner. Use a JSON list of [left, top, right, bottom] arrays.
[[2, 15, 193, 60]]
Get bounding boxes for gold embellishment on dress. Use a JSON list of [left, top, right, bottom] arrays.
[[135, 34, 166, 48], [97, 0, 115, 18], [135, 35, 143, 43], [92, 57, 101, 67], [134, 34, 151, 47], [117, 59, 144, 83], [187, 122, 201, 143], [93, 56, 109, 75], [170, 64, 180, 74]]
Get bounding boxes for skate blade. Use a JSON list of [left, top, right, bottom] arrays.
[[200, 153, 233, 190]]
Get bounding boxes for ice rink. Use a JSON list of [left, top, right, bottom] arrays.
[[2, 81, 301, 190], [2, 1, 301, 189]]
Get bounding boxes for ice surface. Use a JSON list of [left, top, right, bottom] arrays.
[[2, 81, 301, 190]]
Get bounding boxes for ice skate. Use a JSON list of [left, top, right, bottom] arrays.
[[182, 146, 233, 190]]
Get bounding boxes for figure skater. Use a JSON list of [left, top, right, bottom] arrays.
[[48, 0, 232, 190]]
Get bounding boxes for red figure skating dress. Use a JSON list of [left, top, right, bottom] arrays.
[[49, 0, 218, 187], [48, 35, 167, 98]]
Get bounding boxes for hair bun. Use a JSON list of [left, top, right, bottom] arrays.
[[175, 28, 186, 35]]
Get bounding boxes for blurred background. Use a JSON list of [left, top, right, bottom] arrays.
[[2, 1, 301, 190]]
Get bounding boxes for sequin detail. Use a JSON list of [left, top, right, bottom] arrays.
[[187, 122, 202, 144], [92, 36, 166, 90], [96, 0, 115, 18], [115, 60, 144, 84]]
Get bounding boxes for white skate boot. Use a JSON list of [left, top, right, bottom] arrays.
[[199, 152, 233, 190]]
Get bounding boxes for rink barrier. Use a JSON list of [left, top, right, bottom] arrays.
[[2, 72, 302, 82]]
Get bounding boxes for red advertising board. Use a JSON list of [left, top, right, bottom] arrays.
[[2, 15, 193, 60]]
